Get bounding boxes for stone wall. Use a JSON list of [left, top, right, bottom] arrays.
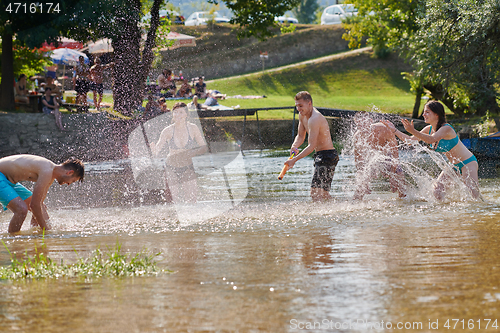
[[154, 25, 350, 81], [0, 113, 130, 162], [0, 113, 346, 162]]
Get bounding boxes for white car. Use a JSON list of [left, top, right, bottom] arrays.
[[275, 15, 299, 24], [142, 10, 185, 25], [184, 11, 230, 26], [320, 4, 358, 25]]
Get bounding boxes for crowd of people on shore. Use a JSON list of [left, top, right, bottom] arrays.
[[14, 59, 231, 130]]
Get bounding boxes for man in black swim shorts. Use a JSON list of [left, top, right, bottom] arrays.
[[284, 91, 339, 201]]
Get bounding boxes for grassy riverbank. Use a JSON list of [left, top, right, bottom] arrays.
[[4, 49, 415, 120], [207, 49, 415, 119], [95, 48, 415, 120]]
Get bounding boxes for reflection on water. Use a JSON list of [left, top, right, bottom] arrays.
[[1, 151, 500, 332]]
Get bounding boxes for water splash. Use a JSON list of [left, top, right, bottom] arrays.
[[340, 108, 477, 203]]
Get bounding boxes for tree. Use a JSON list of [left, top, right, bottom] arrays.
[[209, 0, 301, 40], [0, 1, 81, 110], [406, 0, 500, 116], [1, 0, 166, 114], [341, 0, 421, 58], [57, 0, 164, 114], [0, 40, 52, 82], [343, 0, 500, 117], [292, 0, 319, 24]]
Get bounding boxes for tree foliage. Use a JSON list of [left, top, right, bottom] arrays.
[[209, 0, 301, 40], [292, 0, 320, 24], [1, 0, 81, 109], [341, 0, 421, 57], [343, 0, 500, 116], [0, 41, 52, 83], [1, 0, 165, 113], [405, 0, 500, 115]]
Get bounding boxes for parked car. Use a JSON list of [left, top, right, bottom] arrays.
[[184, 11, 231, 26], [142, 10, 185, 25], [275, 15, 299, 24], [320, 4, 358, 25]]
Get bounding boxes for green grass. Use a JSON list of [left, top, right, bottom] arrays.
[[206, 51, 415, 118], [97, 50, 414, 120], [0, 240, 166, 280]]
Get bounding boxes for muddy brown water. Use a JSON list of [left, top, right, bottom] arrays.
[[1, 150, 500, 332]]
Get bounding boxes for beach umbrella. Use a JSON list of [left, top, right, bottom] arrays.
[[40, 38, 84, 52], [49, 48, 89, 91], [49, 48, 89, 65], [82, 38, 114, 54], [158, 32, 196, 51]]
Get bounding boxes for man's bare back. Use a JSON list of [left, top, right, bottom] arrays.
[[0, 155, 56, 184], [352, 113, 404, 199], [354, 122, 396, 157], [0, 154, 84, 233]]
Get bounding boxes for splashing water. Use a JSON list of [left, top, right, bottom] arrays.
[[340, 109, 478, 203]]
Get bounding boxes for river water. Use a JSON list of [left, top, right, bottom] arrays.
[[1, 149, 500, 332]]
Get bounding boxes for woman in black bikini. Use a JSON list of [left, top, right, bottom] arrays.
[[15, 74, 28, 103], [150, 102, 208, 203]]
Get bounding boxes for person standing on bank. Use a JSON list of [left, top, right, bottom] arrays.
[[41, 87, 65, 131], [75, 55, 90, 105], [0, 155, 84, 233], [382, 100, 480, 200], [284, 91, 339, 201]]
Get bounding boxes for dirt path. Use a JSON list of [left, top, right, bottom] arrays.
[[207, 46, 372, 83]]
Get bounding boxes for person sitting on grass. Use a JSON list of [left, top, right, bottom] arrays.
[[188, 90, 226, 110], [144, 92, 163, 119], [176, 78, 193, 98], [193, 76, 207, 98], [41, 87, 65, 131], [158, 68, 176, 98], [158, 97, 170, 113]]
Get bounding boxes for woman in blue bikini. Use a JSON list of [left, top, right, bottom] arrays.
[[382, 100, 480, 200]]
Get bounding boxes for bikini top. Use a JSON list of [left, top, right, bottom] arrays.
[[169, 126, 198, 150], [429, 124, 459, 153]]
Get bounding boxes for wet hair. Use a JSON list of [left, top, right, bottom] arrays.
[[425, 100, 446, 130], [62, 157, 85, 182], [295, 91, 312, 103], [172, 102, 187, 110], [18, 74, 26, 81]]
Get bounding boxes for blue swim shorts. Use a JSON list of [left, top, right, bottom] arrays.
[[0, 172, 32, 211]]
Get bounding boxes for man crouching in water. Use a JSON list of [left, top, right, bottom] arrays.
[[0, 154, 84, 233], [352, 112, 405, 200], [285, 91, 339, 201]]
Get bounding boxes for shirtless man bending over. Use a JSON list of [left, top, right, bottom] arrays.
[[0, 155, 84, 233], [352, 112, 405, 199], [285, 91, 339, 201]]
